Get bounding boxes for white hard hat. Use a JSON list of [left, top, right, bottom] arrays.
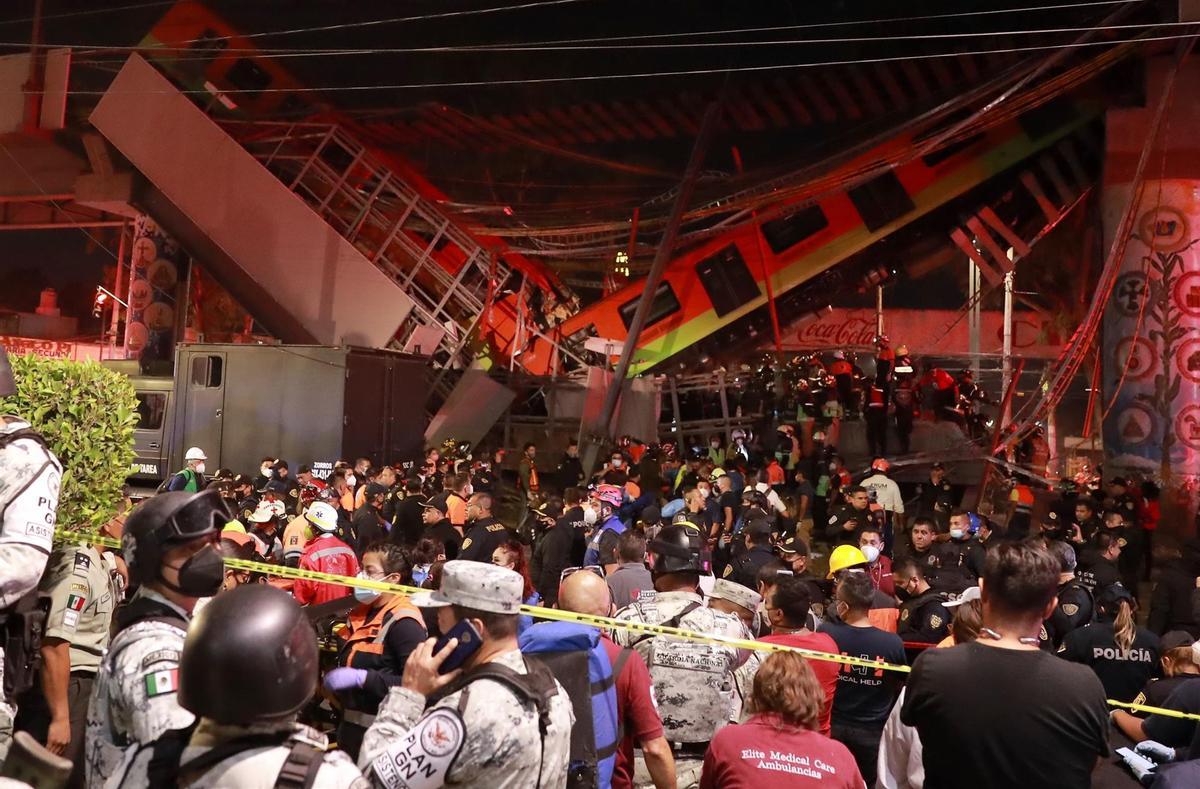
[[248, 500, 280, 524], [184, 447, 207, 461], [304, 502, 339, 533]]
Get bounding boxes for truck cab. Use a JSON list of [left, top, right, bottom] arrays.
[[101, 360, 174, 484]]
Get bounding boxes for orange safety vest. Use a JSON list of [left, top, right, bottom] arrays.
[[868, 607, 899, 633], [344, 595, 424, 663]]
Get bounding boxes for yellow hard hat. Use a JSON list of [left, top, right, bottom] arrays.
[[827, 544, 868, 578]]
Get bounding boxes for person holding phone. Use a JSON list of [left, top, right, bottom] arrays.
[[358, 561, 573, 787]]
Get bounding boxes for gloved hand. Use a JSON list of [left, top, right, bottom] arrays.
[[1135, 740, 1176, 764], [323, 667, 368, 692], [1117, 747, 1158, 783]]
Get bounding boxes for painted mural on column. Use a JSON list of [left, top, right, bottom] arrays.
[[123, 216, 190, 367], [1102, 181, 1200, 479]]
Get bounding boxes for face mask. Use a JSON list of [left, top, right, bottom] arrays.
[[950, 528, 965, 540], [895, 583, 912, 602], [861, 545, 880, 564], [261, 465, 272, 477], [465, 484, 474, 497], [354, 572, 383, 604], [711, 441, 720, 448], [583, 506, 598, 526], [345, 474, 357, 488], [611, 458, 623, 468], [165, 544, 224, 598], [698, 487, 710, 498], [195, 462, 206, 475]]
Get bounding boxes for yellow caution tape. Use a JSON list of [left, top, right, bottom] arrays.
[[52, 529, 1200, 720]]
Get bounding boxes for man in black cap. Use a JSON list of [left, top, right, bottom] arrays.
[[723, 521, 776, 591], [912, 462, 956, 531], [390, 477, 426, 547], [420, 493, 461, 560], [352, 482, 390, 556]]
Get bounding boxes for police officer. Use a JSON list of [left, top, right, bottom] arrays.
[[722, 521, 775, 591], [911, 463, 956, 530], [85, 489, 229, 786], [1077, 531, 1123, 596], [0, 345, 63, 762], [16, 516, 122, 786], [1039, 540, 1093, 650], [893, 558, 952, 646], [108, 584, 368, 788], [358, 561, 573, 788], [611, 525, 753, 787], [934, 510, 987, 593], [826, 486, 883, 548]]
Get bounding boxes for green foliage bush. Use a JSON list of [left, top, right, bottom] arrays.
[[2, 355, 137, 530]]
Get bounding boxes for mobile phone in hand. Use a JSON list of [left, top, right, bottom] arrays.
[[433, 619, 483, 674]]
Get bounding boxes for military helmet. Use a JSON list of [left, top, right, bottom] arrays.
[[122, 489, 229, 586], [179, 584, 317, 725], [648, 524, 703, 574]]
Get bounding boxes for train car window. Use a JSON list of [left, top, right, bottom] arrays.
[[190, 355, 223, 389], [847, 170, 914, 232], [761, 205, 829, 254], [618, 282, 681, 331], [135, 392, 167, 430], [224, 58, 272, 98], [695, 244, 761, 318]]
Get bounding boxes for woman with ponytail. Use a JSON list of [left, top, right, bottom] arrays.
[[1059, 583, 1162, 701]]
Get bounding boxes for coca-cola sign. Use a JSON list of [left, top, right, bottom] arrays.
[[768, 308, 1063, 359]]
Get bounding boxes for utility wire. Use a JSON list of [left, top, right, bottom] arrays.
[[45, 30, 1199, 95], [0, 1, 174, 27]]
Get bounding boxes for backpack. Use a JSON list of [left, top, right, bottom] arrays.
[[519, 622, 625, 789], [146, 720, 324, 788], [628, 601, 735, 743], [427, 654, 562, 788]]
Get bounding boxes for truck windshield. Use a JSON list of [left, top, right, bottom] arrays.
[[135, 392, 167, 430]]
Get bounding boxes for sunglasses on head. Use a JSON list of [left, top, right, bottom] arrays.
[[560, 565, 605, 582]]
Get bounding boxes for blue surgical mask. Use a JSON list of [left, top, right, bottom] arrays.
[[354, 571, 383, 604], [950, 528, 965, 540]]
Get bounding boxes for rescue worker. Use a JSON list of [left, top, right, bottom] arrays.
[[164, 447, 207, 493], [864, 384, 889, 458], [0, 345, 62, 762], [830, 351, 855, 418], [893, 558, 952, 647], [722, 521, 776, 591], [325, 543, 427, 761], [16, 516, 122, 786], [583, 484, 627, 574], [892, 346, 918, 455], [1040, 540, 1093, 650], [107, 584, 367, 787], [246, 499, 286, 563], [458, 493, 514, 564], [358, 561, 574, 787], [611, 525, 753, 786], [281, 504, 312, 567], [294, 502, 361, 607], [85, 489, 229, 786]]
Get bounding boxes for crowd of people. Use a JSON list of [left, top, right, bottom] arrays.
[[5, 345, 1200, 787]]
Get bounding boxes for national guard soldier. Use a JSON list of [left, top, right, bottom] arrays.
[[85, 489, 229, 786], [611, 524, 753, 788], [0, 345, 63, 762], [1039, 540, 1093, 650], [358, 561, 573, 788], [893, 559, 952, 647], [107, 584, 367, 788], [16, 516, 122, 786]]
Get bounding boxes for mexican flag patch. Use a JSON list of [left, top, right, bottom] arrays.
[[66, 593, 86, 612], [144, 669, 179, 697]]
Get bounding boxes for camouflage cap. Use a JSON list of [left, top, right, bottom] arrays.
[[410, 560, 524, 614], [709, 578, 762, 613]]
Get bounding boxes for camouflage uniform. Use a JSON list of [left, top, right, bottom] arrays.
[[108, 720, 368, 788], [0, 416, 62, 762], [611, 590, 753, 788], [84, 589, 193, 786], [358, 560, 573, 789]]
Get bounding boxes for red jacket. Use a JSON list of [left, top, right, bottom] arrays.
[[294, 535, 360, 606], [868, 555, 895, 597]]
